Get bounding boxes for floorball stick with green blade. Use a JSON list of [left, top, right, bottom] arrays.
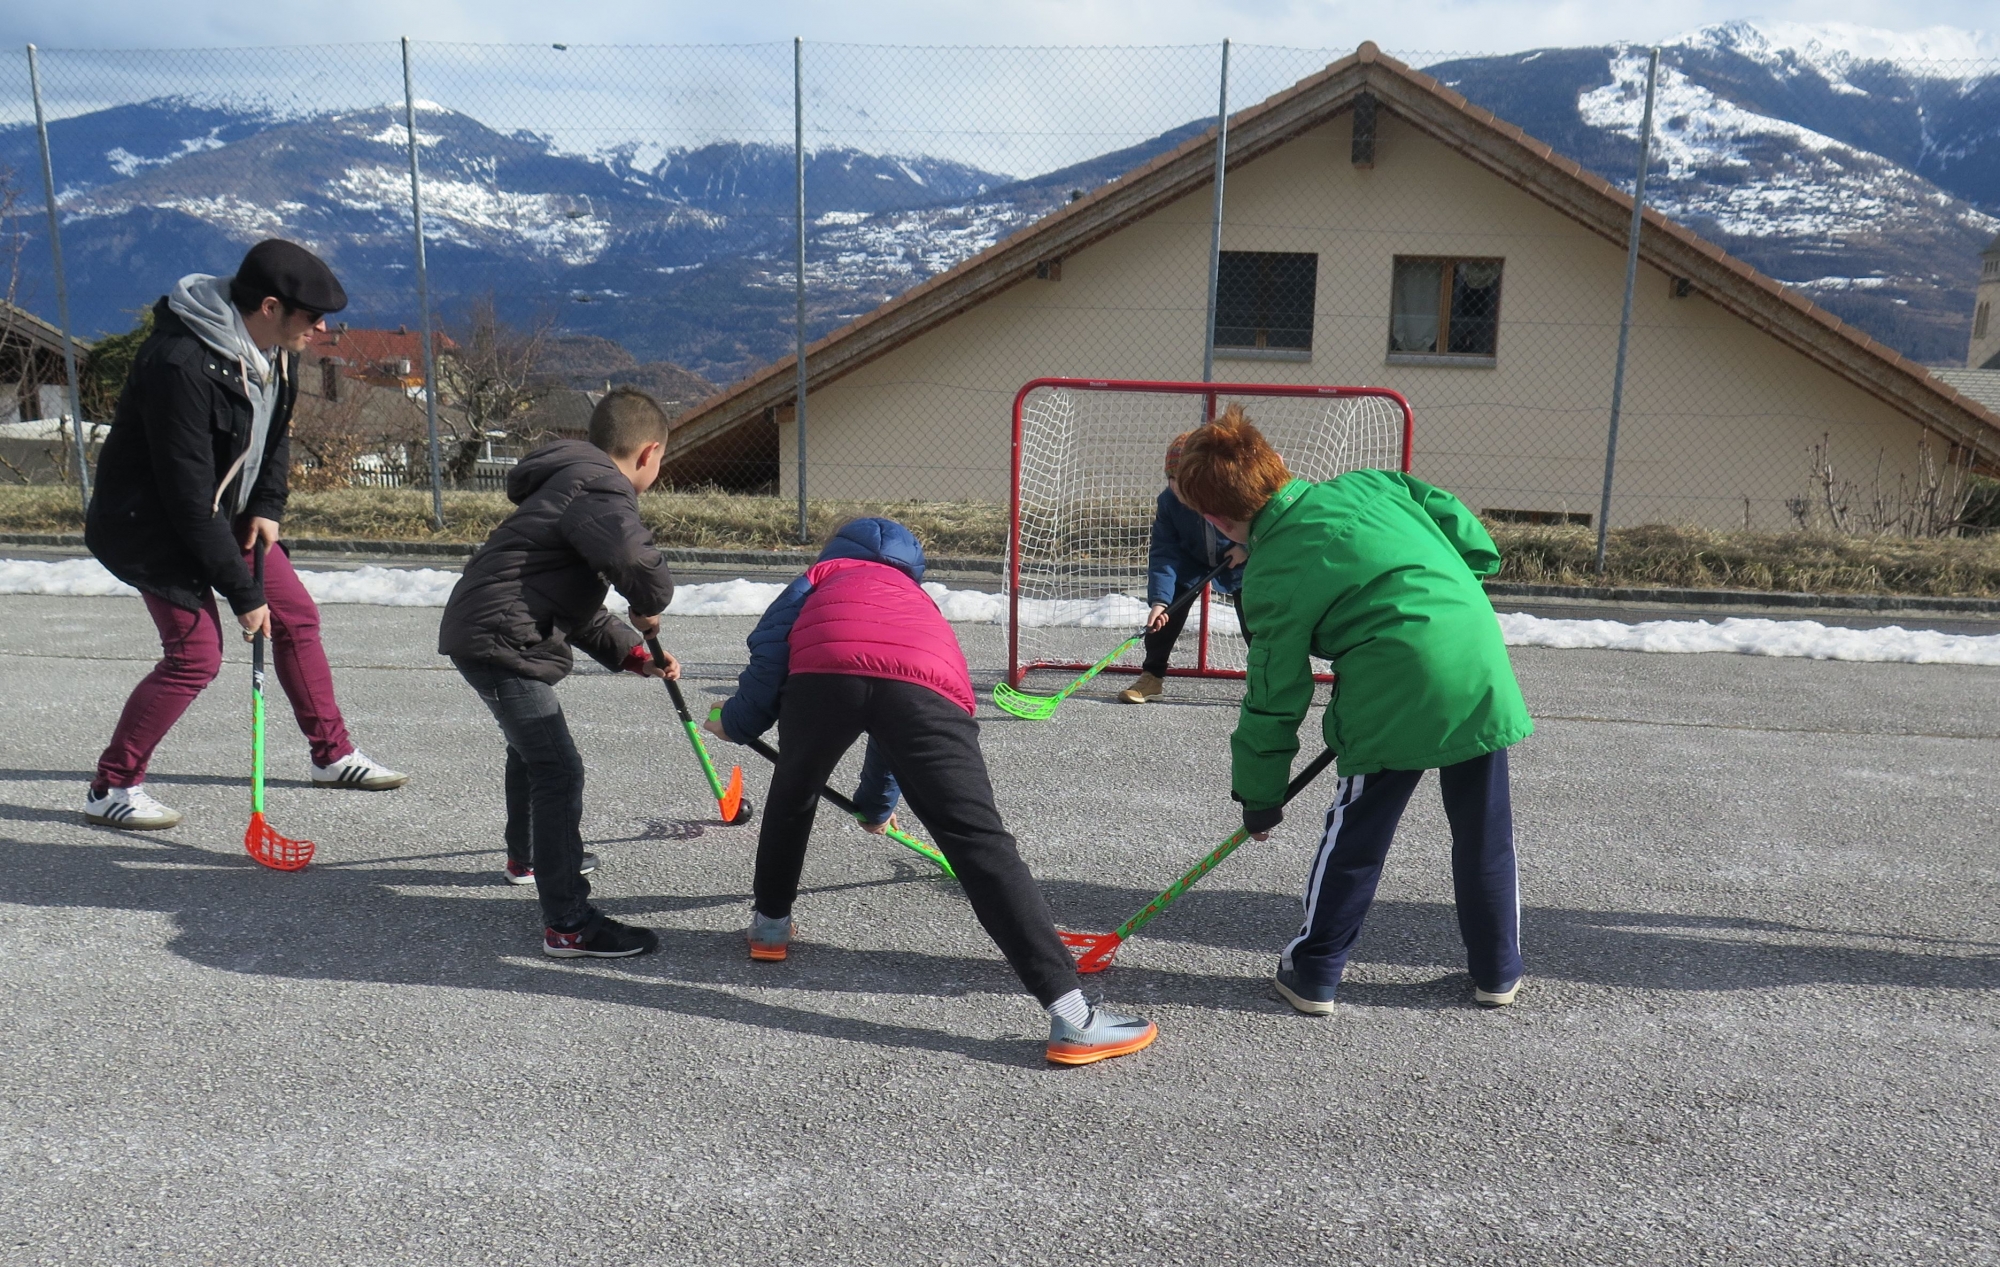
[[1060, 748, 1336, 972], [992, 558, 1233, 721], [739, 734, 956, 879], [647, 636, 753, 825]]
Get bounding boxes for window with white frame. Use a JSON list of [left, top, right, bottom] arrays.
[[1389, 257, 1503, 360]]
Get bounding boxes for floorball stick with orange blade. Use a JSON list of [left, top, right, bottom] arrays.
[[243, 541, 315, 871], [648, 636, 752, 825], [1060, 748, 1336, 972]]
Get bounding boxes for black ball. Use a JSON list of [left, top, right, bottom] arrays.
[[729, 797, 755, 826]]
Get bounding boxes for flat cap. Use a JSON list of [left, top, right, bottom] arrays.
[[233, 238, 347, 315]]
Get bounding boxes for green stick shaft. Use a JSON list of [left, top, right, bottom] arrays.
[[1052, 634, 1141, 703], [680, 718, 728, 799], [1102, 749, 1337, 945], [1116, 828, 1248, 940], [249, 540, 267, 815], [250, 674, 266, 815], [881, 822, 954, 876], [651, 637, 731, 801]]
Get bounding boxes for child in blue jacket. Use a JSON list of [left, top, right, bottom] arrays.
[[711, 522, 905, 831], [1119, 432, 1246, 704], [705, 517, 1159, 1065]]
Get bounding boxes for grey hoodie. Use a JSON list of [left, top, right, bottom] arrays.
[[166, 273, 281, 515]]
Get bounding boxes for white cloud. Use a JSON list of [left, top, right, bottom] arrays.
[[4, 1, 1992, 61]]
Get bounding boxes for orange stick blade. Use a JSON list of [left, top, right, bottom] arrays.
[[719, 765, 745, 823], [245, 811, 315, 872], [1058, 929, 1122, 974]]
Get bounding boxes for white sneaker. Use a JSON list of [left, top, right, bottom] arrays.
[[1475, 978, 1522, 1008], [311, 749, 409, 790], [84, 784, 183, 830]]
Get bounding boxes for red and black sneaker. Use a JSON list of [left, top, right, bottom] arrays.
[[504, 851, 598, 886], [543, 915, 658, 959]]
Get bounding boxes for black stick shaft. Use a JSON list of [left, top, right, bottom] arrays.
[[742, 734, 867, 817], [251, 540, 266, 674], [1158, 557, 1232, 625], [645, 635, 695, 723]]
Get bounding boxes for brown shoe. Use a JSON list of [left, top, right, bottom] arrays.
[[1118, 672, 1164, 704]]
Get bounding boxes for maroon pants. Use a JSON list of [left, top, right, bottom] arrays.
[[94, 543, 353, 791]]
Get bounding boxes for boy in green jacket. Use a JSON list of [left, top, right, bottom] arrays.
[[1173, 408, 1533, 1015]]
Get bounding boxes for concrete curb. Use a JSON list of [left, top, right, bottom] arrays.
[[6, 531, 1992, 611]]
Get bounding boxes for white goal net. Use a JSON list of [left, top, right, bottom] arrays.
[[1006, 378, 1412, 684]]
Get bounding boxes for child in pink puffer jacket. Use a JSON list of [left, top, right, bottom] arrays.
[[705, 517, 1156, 1066]]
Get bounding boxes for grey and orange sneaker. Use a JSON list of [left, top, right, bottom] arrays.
[[1046, 1005, 1158, 1066], [748, 910, 793, 962]]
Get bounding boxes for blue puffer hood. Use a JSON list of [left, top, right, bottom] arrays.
[[817, 517, 927, 582]]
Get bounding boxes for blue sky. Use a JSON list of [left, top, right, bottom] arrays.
[[2, 0, 1994, 56]]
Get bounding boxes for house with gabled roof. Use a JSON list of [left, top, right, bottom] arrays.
[[1, 298, 91, 426], [665, 44, 2000, 529]]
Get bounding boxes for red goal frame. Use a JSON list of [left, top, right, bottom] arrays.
[[1005, 377, 1414, 687]]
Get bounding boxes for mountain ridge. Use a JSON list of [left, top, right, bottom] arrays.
[[2, 21, 1994, 378]]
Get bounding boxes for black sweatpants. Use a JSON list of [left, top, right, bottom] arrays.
[[756, 672, 1081, 1006]]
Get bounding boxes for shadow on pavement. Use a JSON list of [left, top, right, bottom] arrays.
[[5, 833, 1994, 1064], [0, 834, 1055, 1068], [1040, 877, 2000, 996], [0, 768, 318, 790]]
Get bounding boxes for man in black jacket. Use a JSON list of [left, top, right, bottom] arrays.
[[83, 239, 407, 831]]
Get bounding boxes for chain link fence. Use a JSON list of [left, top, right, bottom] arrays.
[[3, 38, 1997, 546]]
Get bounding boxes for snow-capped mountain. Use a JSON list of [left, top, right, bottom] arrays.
[[1431, 21, 2000, 362], [2, 23, 1995, 381]]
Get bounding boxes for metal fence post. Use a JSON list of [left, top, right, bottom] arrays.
[[402, 36, 446, 531], [1594, 46, 1659, 574], [26, 44, 92, 506], [1199, 38, 1230, 388], [793, 36, 809, 545]]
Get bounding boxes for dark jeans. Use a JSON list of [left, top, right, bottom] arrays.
[[757, 672, 1081, 1006], [1140, 585, 1244, 677], [1283, 747, 1522, 993], [453, 658, 593, 930]]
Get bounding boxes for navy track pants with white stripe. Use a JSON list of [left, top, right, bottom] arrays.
[[1282, 746, 1522, 994]]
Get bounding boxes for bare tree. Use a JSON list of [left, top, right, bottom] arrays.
[[1791, 432, 1978, 538], [432, 295, 554, 483]]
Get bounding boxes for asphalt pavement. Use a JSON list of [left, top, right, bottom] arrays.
[[1, 593, 1995, 1265]]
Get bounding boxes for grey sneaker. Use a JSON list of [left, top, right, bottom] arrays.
[[1046, 1005, 1158, 1066], [1273, 966, 1338, 1015], [748, 909, 793, 962], [1474, 977, 1522, 1008], [83, 784, 183, 831]]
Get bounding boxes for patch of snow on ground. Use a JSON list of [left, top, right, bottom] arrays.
[[4, 559, 1995, 666], [1496, 612, 2000, 666]]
